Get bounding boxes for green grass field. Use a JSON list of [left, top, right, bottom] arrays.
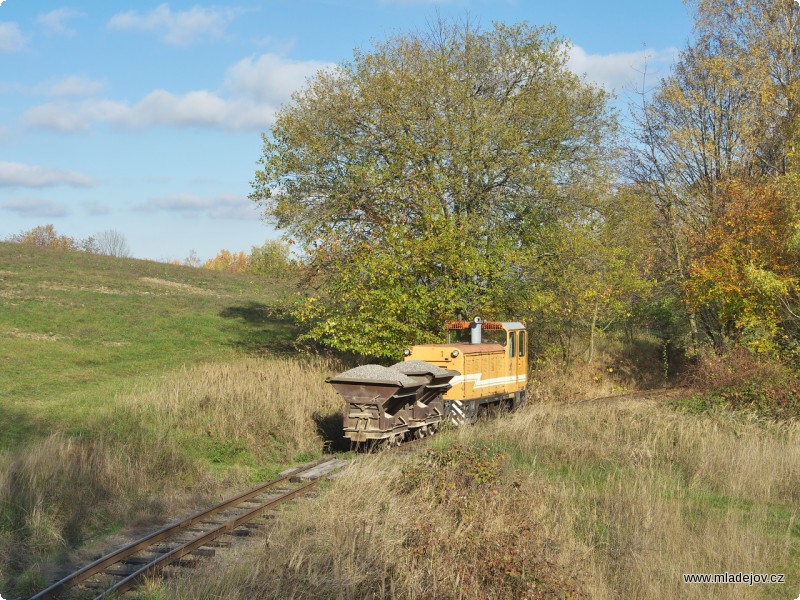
[[0, 242, 297, 450]]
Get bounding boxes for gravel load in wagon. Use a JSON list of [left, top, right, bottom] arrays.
[[392, 360, 451, 376], [391, 360, 460, 408], [330, 364, 416, 385]]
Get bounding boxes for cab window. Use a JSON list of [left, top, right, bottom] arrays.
[[509, 331, 516, 357], [482, 328, 507, 345], [447, 328, 471, 344], [519, 331, 526, 357]]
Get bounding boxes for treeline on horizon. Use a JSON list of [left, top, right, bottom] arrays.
[[2, 224, 294, 278]]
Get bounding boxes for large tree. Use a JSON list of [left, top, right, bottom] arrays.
[[252, 20, 615, 357]]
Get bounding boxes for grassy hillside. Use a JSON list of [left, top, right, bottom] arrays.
[[0, 243, 349, 594], [3, 242, 798, 599], [0, 242, 296, 450]]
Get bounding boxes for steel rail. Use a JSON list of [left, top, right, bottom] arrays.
[[93, 479, 321, 599], [27, 457, 331, 600]]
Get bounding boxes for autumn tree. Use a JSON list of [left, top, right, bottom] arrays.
[[629, 0, 800, 353], [682, 180, 798, 351], [252, 19, 615, 357], [203, 249, 249, 272], [6, 225, 77, 250]]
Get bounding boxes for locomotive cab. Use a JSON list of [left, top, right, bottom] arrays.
[[403, 318, 528, 424]]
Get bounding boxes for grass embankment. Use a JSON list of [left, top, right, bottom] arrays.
[[0, 243, 346, 594], [0, 242, 296, 449], [169, 399, 799, 600]]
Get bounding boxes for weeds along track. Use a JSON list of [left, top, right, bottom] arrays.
[[565, 387, 682, 407], [26, 457, 345, 600]]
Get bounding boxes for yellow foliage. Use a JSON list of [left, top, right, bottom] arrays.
[[203, 249, 250, 273], [7, 224, 76, 250]]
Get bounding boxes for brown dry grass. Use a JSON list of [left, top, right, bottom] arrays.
[[124, 356, 344, 462], [168, 450, 589, 600], [167, 396, 799, 600], [485, 401, 800, 599], [0, 429, 204, 594]]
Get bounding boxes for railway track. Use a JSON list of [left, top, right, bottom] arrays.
[[27, 457, 346, 600]]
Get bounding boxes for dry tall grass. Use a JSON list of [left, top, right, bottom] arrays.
[[484, 401, 800, 599], [0, 356, 343, 594], [124, 356, 344, 461], [169, 397, 799, 600], [169, 451, 589, 600], [0, 429, 203, 593]]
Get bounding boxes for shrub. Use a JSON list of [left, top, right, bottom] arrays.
[[6, 225, 76, 250], [677, 347, 800, 419]]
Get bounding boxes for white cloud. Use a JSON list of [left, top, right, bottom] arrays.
[[225, 53, 329, 106], [38, 8, 82, 36], [23, 53, 333, 133], [1, 198, 71, 218], [23, 102, 92, 132], [0, 161, 94, 188], [108, 4, 240, 46], [138, 193, 211, 212], [0, 22, 24, 53], [24, 94, 272, 132], [136, 193, 258, 220], [208, 194, 259, 220], [567, 45, 678, 92], [45, 75, 105, 98]]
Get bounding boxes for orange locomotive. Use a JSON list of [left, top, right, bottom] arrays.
[[405, 317, 528, 424]]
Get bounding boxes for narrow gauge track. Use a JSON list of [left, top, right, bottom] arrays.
[[27, 457, 339, 600]]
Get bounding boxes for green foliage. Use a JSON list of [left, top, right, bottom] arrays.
[[513, 188, 655, 363], [397, 442, 506, 499], [247, 239, 293, 277], [252, 19, 615, 357]]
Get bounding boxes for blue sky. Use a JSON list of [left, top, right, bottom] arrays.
[[0, 1, 692, 262]]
